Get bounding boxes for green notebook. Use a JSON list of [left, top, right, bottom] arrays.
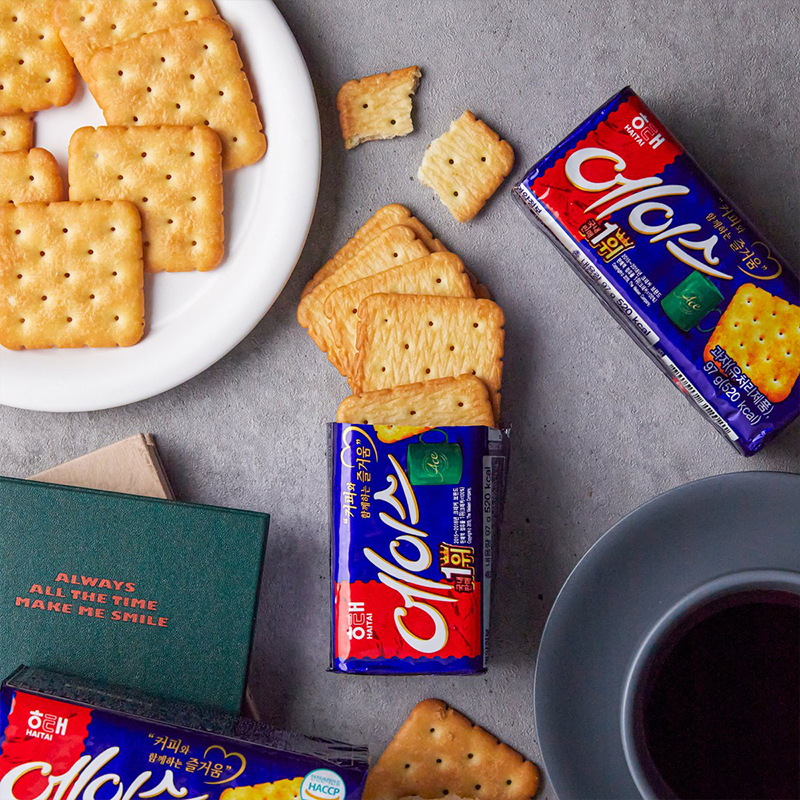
[[0, 476, 268, 713]]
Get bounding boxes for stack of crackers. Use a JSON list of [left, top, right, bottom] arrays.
[[0, 0, 265, 351], [298, 205, 505, 427]]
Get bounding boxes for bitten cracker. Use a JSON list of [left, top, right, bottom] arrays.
[[301, 225, 431, 355], [325, 252, 474, 376], [0, 0, 77, 113], [68, 125, 224, 273], [0, 149, 64, 204], [220, 778, 303, 800], [338, 66, 421, 149], [54, 0, 218, 76], [337, 375, 495, 428], [704, 283, 800, 403], [301, 204, 446, 301], [355, 294, 505, 420], [85, 18, 266, 171], [0, 200, 144, 349], [0, 113, 33, 152], [418, 111, 514, 223], [364, 699, 540, 800]]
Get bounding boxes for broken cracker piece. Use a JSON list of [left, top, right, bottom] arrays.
[[364, 699, 540, 800], [337, 375, 495, 428], [418, 111, 514, 223], [354, 294, 505, 420], [338, 66, 421, 149]]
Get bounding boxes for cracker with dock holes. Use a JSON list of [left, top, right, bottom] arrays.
[[337, 375, 495, 428], [354, 294, 505, 420], [703, 283, 800, 404], [418, 111, 514, 223], [0, 148, 64, 204], [0, 113, 33, 152], [325, 252, 474, 377], [220, 777, 303, 800], [0, 200, 144, 349], [85, 18, 266, 171], [301, 225, 431, 355], [0, 0, 77, 114], [338, 65, 421, 150], [54, 0, 219, 76], [364, 699, 540, 800], [68, 125, 224, 273], [301, 204, 446, 301]]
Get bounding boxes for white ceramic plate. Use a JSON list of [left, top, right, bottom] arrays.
[[0, 0, 320, 412]]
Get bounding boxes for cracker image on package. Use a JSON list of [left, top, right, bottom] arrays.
[[0, 200, 144, 349], [419, 111, 515, 223], [69, 125, 224, 273], [364, 699, 539, 800], [704, 284, 800, 404], [85, 18, 266, 171], [54, 0, 219, 76], [300, 225, 431, 354], [354, 294, 505, 420], [337, 374, 496, 428], [0, 113, 33, 152], [324, 252, 474, 377], [338, 65, 422, 149], [0, 0, 77, 114], [514, 86, 800, 454], [301, 203, 446, 300], [0, 148, 64, 204], [221, 778, 304, 800]]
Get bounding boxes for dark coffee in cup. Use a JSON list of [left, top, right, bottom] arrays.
[[635, 589, 800, 800]]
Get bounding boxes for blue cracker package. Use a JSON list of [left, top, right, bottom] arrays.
[[0, 667, 368, 800], [514, 86, 800, 455], [329, 424, 510, 675]]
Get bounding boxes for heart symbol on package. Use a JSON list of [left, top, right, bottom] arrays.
[[202, 744, 246, 785]]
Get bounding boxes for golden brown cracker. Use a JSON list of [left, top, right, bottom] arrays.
[[704, 283, 800, 403], [0, 148, 64, 204], [364, 699, 540, 800], [220, 778, 303, 800], [0, 0, 77, 113], [337, 375, 495, 428], [301, 225, 431, 355], [54, 0, 219, 76], [0, 200, 144, 349], [0, 113, 33, 152], [300, 204, 446, 301], [354, 294, 504, 419], [85, 18, 266, 171], [418, 111, 514, 223], [324, 252, 474, 376], [338, 65, 421, 149], [68, 125, 224, 273]]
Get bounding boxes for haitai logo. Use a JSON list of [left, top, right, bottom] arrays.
[[300, 770, 346, 800]]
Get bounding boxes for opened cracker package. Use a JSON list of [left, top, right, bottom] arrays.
[[329, 424, 510, 675], [514, 86, 800, 455], [0, 667, 369, 799]]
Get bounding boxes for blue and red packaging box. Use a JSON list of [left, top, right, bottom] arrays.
[[514, 86, 799, 455], [329, 424, 510, 675], [0, 667, 368, 800]]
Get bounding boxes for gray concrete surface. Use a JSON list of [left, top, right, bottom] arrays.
[[2, 1, 799, 796]]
